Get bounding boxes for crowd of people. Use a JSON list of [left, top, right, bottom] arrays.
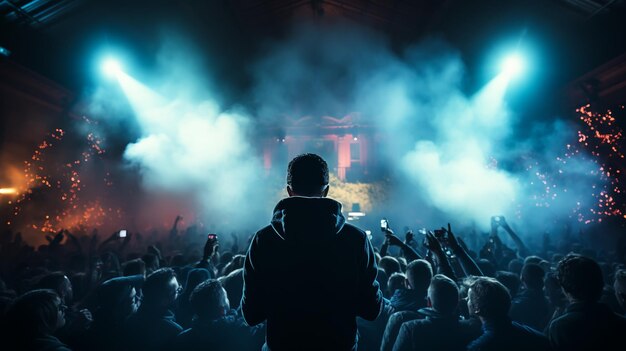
[[1, 153, 625, 350]]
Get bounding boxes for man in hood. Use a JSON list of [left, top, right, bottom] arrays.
[[242, 153, 383, 351]]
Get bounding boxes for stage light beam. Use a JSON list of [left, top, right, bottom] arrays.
[[501, 53, 524, 78], [101, 57, 123, 78]]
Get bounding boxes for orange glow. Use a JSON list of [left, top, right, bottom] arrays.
[[0, 188, 17, 195]]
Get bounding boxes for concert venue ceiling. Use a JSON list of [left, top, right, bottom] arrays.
[[1, 0, 625, 94]]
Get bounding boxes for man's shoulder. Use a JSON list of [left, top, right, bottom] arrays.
[[339, 222, 367, 239], [390, 310, 421, 324]]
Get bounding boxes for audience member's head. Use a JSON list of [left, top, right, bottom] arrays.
[[521, 263, 545, 290], [467, 277, 511, 322], [190, 280, 230, 320], [397, 257, 408, 272], [142, 268, 179, 309], [387, 272, 407, 296], [557, 254, 604, 303], [405, 259, 433, 292], [379, 256, 401, 277], [507, 258, 524, 276], [36, 272, 73, 305], [6, 289, 65, 336], [477, 259, 496, 277], [220, 251, 234, 265], [496, 271, 521, 297], [182, 268, 211, 298], [551, 253, 564, 265], [170, 254, 187, 268], [613, 269, 626, 311], [96, 275, 142, 321], [142, 253, 160, 275], [286, 153, 329, 197], [428, 274, 459, 315], [524, 256, 543, 266], [122, 258, 146, 277]]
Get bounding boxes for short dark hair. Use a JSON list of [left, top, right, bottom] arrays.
[[496, 271, 521, 297], [468, 277, 511, 320], [521, 263, 545, 290], [7, 289, 60, 335], [379, 256, 401, 277], [287, 153, 329, 196], [429, 274, 459, 315], [36, 272, 67, 295], [405, 259, 433, 292], [557, 254, 603, 302], [190, 280, 227, 319], [387, 273, 406, 295], [143, 268, 176, 303], [122, 259, 146, 277]]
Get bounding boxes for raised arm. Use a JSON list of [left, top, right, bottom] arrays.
[[385, 229, 422, 261], [424, 232, 457, 281], [498, 216, 530, 258], [445, 223, 483, 277], [195, 235, 218, 277]]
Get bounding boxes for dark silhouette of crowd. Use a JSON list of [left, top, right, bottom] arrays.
[[0, 153, 625, 350]]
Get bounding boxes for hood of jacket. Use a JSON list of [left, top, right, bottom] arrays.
[[270, 196, 346, 241]]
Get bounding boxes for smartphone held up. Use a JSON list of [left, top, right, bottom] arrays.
[[380, 218, 388, 231]]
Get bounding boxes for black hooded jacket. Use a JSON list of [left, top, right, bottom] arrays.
[[242, 197, 383, 351]]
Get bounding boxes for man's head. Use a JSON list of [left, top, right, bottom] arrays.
[[379, 256, 401, 277], [467, 276, 511, 322], [387, 273, 407, 296], [428, 274, 459, 315], [142, 268, 179, 309], [36, 272, 73, 305], [613, 269, 626, 311], [7, 289, 65, 335], [495, 271, 521, 297], [405, 259, 433, 293], [190, 280, 230, 320], [122, 258, 146, 277], [286, 153, 329, 197], [556, 254, 603, 303], [521, 263, 545, 290], [97, 276, 141, 320]]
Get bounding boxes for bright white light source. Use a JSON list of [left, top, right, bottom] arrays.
[[501, 53, 524, 77], [0, 188, 17, 195], [102, 57, 122, 78]]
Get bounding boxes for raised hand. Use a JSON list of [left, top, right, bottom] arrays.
[[203, 236, 219, 260], [385, 232, 404, 247], [445, 223, 461, 250], [425, 232, 444, 255]]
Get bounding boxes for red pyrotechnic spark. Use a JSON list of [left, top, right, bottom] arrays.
[[572, 104, 625, 223], [7, 116, 122, 234]]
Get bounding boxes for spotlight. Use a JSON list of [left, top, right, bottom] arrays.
[[0, 46, 11, 57], [101, 57, 122, 78], [501, 53, 524, 78]]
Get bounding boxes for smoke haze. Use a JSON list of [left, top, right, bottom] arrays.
[[83, 21, 602, 237]]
